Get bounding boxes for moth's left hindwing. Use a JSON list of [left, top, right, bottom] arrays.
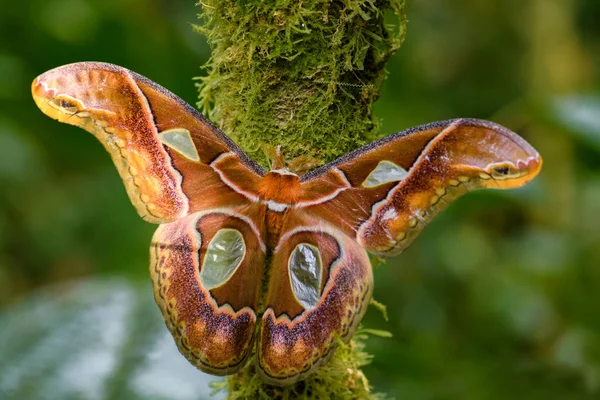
[[150, 206, 267, 375]]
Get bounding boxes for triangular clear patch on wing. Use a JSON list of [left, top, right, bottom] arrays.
[[159, 128, 200, 162], [362, 160, 409, 188]]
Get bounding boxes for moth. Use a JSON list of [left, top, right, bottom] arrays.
[[32, 62, 542, 386]]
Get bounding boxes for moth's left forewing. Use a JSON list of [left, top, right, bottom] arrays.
[[257, 218, 373, 386], [32, 63, 188, 223], [32, 62, 265, 224], [131, 73, 267, 213]]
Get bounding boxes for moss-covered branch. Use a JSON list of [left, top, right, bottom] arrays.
[[196, 0, 406, 169], [216, 333, 389, 399], [195, 0, 405, 397]]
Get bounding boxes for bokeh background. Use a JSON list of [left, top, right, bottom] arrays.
[[1, 0, 599, 399]]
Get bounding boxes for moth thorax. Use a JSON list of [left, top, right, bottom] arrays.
[[258, 171, 301, 204]]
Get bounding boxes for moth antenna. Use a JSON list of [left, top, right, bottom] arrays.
[[272, 145, 286, 170]]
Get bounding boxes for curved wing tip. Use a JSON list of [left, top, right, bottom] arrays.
[[449, 118, 542, 183], [31, 75, 43, 97], [31, 74, 55, 114], [521, 152, 543, 179], [455, 117, 507, 130], [459, 117, 541, 152], [31, 62, 128, 103], [33, 62, 126, 80]]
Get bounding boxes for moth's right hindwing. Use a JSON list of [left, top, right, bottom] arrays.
[[257, 218, 373, 385]]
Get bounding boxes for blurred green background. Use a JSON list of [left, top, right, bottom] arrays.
[[1, 0, 599, 399]]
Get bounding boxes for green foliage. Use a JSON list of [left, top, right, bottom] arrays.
[[195, 0, 406, 168], [0, 279, 220, 400]]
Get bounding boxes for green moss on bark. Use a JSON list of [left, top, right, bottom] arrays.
[[196, 0, 406, 169], [195, 0, 405, 397], [212, 332, 391, 400]]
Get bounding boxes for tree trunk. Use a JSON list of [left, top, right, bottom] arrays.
[[195, 0, 406, 397]]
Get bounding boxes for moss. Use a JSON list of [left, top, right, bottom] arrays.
[[195, 0, 406, 397], [196, 0, 406, 169], [212, 332, 391, 400]]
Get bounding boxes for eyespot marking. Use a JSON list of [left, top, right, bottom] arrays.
[[362, 160, 409, 188], [47, 94, 84, 114], [60, 99, 75, 108], [288, 243, 323, 311], [159, 128, 201, 162], [486, 162, 527, 180], [200, 228, 245, 290]]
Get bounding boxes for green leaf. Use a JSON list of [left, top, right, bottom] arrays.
[[0, 278, 224, 400], [355, 328, 393, 338]]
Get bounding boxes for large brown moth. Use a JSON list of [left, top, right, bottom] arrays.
[[32, 62, 542, 386]]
